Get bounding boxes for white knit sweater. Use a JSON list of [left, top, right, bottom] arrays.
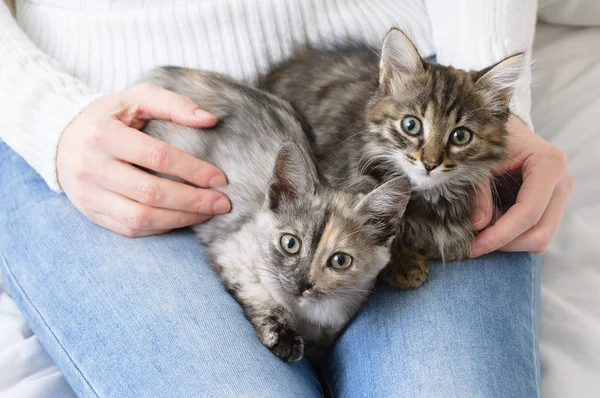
[[0, 0, 537, 192]]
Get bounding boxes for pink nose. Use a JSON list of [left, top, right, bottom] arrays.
[[422, 159, 440, 172]]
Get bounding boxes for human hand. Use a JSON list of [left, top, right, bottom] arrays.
[[56, 83, 231, 237], [470, 115, 573, 257]]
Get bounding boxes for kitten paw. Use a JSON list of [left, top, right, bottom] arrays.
[[271, 327, 304, 362], [260, 324, 304, 362], [381, 259, 429, 289]]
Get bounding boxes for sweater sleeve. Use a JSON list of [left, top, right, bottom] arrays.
[[424, 0, 538, 129], [0, 1, 103, 192]]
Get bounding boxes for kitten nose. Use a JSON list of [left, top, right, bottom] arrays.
[[422, 159, 440, 172], [300, 281, 313, 293]]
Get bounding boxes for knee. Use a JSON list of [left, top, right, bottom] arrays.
[[324, 251, 541, 398], [327, 336, 538, 397]]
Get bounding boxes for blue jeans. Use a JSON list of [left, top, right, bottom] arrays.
[[0, 141, 540, 397]]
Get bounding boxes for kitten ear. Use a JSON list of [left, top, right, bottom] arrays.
[[267, 142, 317, 211], [355, 176, 411, 242], [379, 28, 424, 93], [476, 53, 525, 102]]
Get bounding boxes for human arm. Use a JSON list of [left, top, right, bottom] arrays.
[[0, 0, 102, 191], [0, 1, 230, 237]]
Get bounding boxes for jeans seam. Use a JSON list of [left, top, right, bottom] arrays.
[[530, 254, 540, 398], [314, 362, 333, 398], [0, 249, 100, 398]]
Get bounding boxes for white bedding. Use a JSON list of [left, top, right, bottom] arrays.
[[531, 23, 600, 397], [1, 22, 599, 398], [0, 282, 75, 398]]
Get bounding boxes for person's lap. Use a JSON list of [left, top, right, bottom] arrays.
[[0, 141, 540, 397], [0, 142, 322, 397], [325, 252, 540, 397]]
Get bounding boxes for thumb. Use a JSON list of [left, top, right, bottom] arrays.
[[124, 82, 217, 128], [471, 180, 494, 231]]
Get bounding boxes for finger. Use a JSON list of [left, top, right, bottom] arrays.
[[499, 172, 573, 253], [105, 122, 227, 188], [470, 153, 563, 257], [98, 160, 230, 215], [490, 206, 505, 226], [491, 115, 536, 175], [471, 180, 494, 231], [123, 83, 217, 127], [91, 190, 212, 231], [88, 211, 170, 238]]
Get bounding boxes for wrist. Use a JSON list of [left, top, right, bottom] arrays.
[[38, 90, 104, 192]]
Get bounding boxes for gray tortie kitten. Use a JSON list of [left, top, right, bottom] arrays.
[[262, 28, 523, 289], [141, 67, 411, 361]]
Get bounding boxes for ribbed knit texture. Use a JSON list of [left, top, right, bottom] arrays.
[[425, 0, 537, 132], [0, 0, 535, 192]]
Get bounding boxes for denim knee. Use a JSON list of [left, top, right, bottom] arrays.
[[325, 252, 541, 398]]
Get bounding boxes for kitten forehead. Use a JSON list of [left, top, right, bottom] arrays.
[[384, 63, 511, 136], [421, 104, 435, 141], [275, 190, 384, 255], [313, 212, 356, 253]]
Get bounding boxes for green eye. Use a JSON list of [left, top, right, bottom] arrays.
[[280, 234, 301, 254], [401, 116, 422, 136], [330, 253, 353, 269], [450, 128, 472, 145]]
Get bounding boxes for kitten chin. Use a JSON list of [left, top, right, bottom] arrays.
[[268, 242, 391, 330], [400, 158, 490, 199], [395, 154, 452, 190]]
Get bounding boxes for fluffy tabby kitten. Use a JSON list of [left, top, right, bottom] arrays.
[[262, 29, 523, 288], [141, 67, 410, 361]]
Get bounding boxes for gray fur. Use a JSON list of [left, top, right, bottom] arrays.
[[141, 67, 410, 361], [262, 29, 521, 288]]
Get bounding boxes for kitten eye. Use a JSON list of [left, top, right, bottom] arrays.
[[450, 128, 472, 146], [280, 234, 301, 254], [400, 116, 422, 136], [330, 252, 353, 269]]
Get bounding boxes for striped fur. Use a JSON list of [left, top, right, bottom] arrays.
[[262, 29, 522, 288]]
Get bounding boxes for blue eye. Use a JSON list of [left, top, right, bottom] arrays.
[[280, 234, 300, 254], [330, 253, 353, 269], [400, 116, 422, 136]]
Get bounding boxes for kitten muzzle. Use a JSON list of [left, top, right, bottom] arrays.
[[299, 281, 313, 294], [421, 159, 440, 173]]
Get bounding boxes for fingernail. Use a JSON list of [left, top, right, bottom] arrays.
[[208, 175, 227, 188], [212, 198, 231, 214], [195, 109, 217, 122]]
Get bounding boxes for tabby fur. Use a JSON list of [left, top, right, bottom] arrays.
[[262, 29, 523, 288]]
